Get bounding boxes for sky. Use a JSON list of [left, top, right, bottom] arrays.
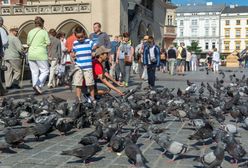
[[172, 0, 248, 6]]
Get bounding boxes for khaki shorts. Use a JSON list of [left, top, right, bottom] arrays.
[[73, 68, 95, 86]]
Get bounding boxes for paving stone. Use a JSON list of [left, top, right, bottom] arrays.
[[32, 151, 57, 160]]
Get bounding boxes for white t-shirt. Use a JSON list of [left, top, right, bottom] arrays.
[[212, 51, 220, 62]]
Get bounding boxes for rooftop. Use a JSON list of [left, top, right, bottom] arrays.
[[176, 4, 225, 13], [222, 6, 248, 13]]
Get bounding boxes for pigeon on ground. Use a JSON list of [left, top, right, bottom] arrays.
[[55, 117, 74, 135], [153, 134, 199, 161], [61, 144, 101, 163], [4, 127, 32, 146], [79, 136, 98, 146], [109, 134, 125, 152], [30, 115, 56, 140], [223, 134, 246, 165], [194, 142, 225, 168], [86, 123, 103, 139], [188, 122, 213, 145], [124, 137, 147, 168]]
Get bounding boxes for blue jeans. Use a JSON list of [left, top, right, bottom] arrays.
[[147, 64, 156, 87]]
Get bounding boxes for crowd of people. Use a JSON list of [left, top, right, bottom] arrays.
[[1, 16, 248, 99]]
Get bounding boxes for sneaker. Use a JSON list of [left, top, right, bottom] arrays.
[[33, 85, 42, 95]]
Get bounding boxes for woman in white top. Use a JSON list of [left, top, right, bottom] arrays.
[[212, 48, 220, 73], [191, 51, 198, 71]]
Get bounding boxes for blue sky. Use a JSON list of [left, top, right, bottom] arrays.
[[172, 0, 248, 5]]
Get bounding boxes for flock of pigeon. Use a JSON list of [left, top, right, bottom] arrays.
[[0, 69, 248, 168]]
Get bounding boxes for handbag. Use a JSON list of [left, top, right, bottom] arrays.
[[124, 55, 132, 65]]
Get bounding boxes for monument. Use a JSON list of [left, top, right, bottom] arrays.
[[226, 51, 239, 67]]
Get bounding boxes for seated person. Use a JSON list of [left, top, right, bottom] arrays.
[[93, 46, 124, 96]]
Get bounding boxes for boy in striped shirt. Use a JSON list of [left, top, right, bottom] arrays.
[[72, 26, 95, 102]]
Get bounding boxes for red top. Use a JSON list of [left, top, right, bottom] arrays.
[[65, 34, 77, 53], [92, 59, 104, 79]]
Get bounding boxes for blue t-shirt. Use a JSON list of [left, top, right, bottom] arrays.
[[110, 41, 118, 54], [73, 39, 93, 70]]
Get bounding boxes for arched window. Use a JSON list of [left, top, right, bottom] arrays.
[[56, 19, 88, 38], [18, 20, 35, 44]]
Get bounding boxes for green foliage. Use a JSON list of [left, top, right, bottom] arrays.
[[173, 42, 178, 48], [220, 55, 225, 60], [186, 41, 202, 54]]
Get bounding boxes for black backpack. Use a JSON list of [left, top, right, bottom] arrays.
[[181, 48, 187, 59]]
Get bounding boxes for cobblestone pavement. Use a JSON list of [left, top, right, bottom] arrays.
[[0, 67, 248, 168]]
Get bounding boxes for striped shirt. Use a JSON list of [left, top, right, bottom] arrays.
[[73, 39, 93, 70]]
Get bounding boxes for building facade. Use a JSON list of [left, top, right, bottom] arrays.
[[163, 2, 177, 48], [175, 2, 225, 54], [0, 0, 172, 46], [221, 6, 248, 55]]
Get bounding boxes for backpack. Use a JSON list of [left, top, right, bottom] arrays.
[[181, 48, 187, 59]]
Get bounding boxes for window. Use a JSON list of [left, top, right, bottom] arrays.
[[205, 28, 209, 36], [225, 29, 230, 37], [212, 20, 216, 26], [180, 20, 183, 26], [205, 42, 209, 50], [205, 19, 209, 25], [225, 20, 230, 25], [167, 15, 173, 25], [236, 20, 240, 25], [191, 28, 197, 37], [246, 29, 248, 37], [192, 19, 197, 26], [212, 42, 216, 49], [180, 28, 183, 37], [236, 29, 241, 37], [2, 0, 10, 5], [235, 41, 241, 50], [212, 28, 216, 36], [224, 41, 230, 50]]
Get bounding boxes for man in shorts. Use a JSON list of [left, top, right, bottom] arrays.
[[177, 42, 186, 75], [72, 26, 95, 102]]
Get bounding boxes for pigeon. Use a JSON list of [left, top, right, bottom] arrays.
[[194, 142, 225, 168], [212, 128, 227, 143], [86, 123, 103, 139], [187, 80, 194, 86], [153, 133, 199, 161], [30, 115, 56, 140], [79, 136, 98, 146], [177, 88, 183, 97], [188, 122, 213, 145], [219, 71, 225, 79], [61, 144, 101, 163], [55, 117, 74, 135], [124, 137, 147, 167], [4, 127, 32, 146], [220, 123, 238, 134], [223, 134, 246, 165], [109, 134, 125, 152]]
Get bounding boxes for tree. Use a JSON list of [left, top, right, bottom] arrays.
[[186, 41, 202, 54]]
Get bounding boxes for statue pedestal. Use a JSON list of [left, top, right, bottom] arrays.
[[226, 52, 239, 67]]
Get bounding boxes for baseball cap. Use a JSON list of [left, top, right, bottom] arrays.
[[95, 46, 111, 56]]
